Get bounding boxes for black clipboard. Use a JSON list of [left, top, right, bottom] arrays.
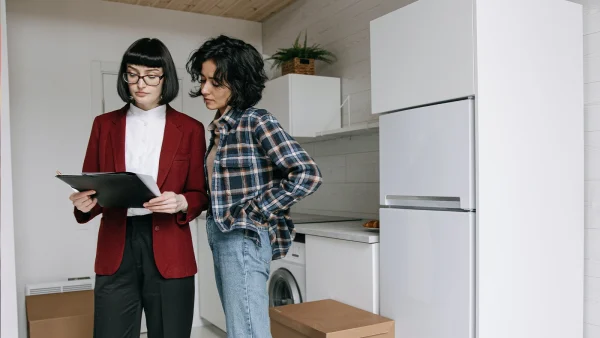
[[57, 172, 161, 208]]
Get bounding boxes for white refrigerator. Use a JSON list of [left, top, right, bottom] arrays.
[[379, 98, 475, 338]]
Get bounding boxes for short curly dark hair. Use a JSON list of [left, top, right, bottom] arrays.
[[186, 35, 268, 110]]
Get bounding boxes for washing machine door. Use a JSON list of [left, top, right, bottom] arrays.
[[269, 268, 302, 307]]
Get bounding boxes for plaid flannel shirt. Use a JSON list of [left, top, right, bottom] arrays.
[[205, 107, 322, 260]]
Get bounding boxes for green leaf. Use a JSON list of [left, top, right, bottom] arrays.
[[265, 30, 337, 69], [303, 30, 307, 57]]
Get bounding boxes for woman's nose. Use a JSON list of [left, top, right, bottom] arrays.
[[201, 84, 210, 95], [137, 77, 146, 88]]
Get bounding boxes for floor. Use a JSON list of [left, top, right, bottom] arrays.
[[140, 324, 226, 338]]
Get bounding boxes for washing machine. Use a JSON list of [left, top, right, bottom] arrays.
[[267, 213, 362, 307], [268, 233, 306, 307]]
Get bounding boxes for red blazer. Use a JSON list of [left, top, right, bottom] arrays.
[[73, 104, 208, 279]]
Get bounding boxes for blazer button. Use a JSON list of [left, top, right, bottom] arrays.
[[154, 226, 160, 231]]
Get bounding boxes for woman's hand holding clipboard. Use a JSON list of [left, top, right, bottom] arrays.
[[56, 171, 160, 209], [57, 170, 98, 213]]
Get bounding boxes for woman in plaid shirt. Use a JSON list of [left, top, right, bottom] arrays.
[[186, 35, 323, 337]]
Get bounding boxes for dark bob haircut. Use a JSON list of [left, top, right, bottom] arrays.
[[117, 38, 179, 105], [186, 35, 268, 110]]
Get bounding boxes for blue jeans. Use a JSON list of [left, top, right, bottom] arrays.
[[206, 216, 273, 338]]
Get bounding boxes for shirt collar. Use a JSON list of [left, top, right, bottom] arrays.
[[208, 107, 244, 132], [128, 104, 167, 120]]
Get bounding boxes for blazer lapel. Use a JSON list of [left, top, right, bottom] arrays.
[[110, 105, 128, 173], [157, 105, 182, 189]]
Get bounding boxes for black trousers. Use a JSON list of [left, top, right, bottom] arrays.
[[93, 215, 195, 338]]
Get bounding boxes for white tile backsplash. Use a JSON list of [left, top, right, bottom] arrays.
[[585, 181, 600, 205], [585, 55, 600, 83], [346, 152, 379, 183], [587, 229, 600, 261], [313, 155, 347, 183], [311, 133, 379, 156], [584, 10, 600, 35], [585, 105, 600, 131], [588, 259, 600, 278], [586, 206, 600, 229], [586, 146, 600, 181], [585, 31, 600, 56], [585, 323, 600, 338], [294, 181, 379, 217], [586, 299, 600, 326], [586, 131, 600, 148], [293, 136, 380, 219], [586, 278, 600, 335], [300, 142, 315, 157], [585, 81, 600, 104], [292, 132, 379, 218], [586, 7, 600, 332], [587, 276, 600, 301]]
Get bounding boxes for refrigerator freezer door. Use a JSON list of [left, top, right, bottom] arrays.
[[379, 208, 475, 338], [379, 99, 475, 210]]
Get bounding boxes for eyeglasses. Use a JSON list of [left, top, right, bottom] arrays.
[[122, 72, 164, 86]]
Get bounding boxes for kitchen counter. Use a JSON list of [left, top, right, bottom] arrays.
[[294, 220, 379, 244], [196, 211, 379, 243], [288, 212, 379, 244]]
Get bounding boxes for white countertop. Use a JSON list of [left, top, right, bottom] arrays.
[[294, 221, 379, 244], [197, 211, 379, 243]]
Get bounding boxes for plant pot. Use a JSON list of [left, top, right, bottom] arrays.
[[282, 57, 315, 76]]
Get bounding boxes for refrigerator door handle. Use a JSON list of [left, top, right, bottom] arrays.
[[384, 195, 462, 209]]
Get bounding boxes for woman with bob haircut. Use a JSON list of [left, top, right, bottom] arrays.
[[68, 37, 208, 338], [186, 35, 323, 338]]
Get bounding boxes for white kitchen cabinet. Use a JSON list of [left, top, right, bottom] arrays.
[[370, 0, 475, 113], [258, 74, 341, 138], [305, 235, 379, 314], [196, 217, 227, 332]]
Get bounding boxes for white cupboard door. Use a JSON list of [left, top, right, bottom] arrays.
[[289, 74, 341, 137], [306, 235, 379, 314], [260, 75, 291, 132], [370, 0, 475, 113], [379, 208, 475, 338], [379, 99, 475, 210], [258, 74, 340, 138]]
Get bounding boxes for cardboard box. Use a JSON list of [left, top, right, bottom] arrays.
[[270, 299, 395, 338], [26, 290, 93, 338]]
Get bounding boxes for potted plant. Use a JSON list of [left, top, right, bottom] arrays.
[[267, 31, 337, 76]]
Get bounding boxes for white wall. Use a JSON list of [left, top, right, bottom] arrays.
[[262, 0, 415, 219], [581, 1, 600, 336], [6, 1, 261, 337], [1, 0, 19, 335]]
